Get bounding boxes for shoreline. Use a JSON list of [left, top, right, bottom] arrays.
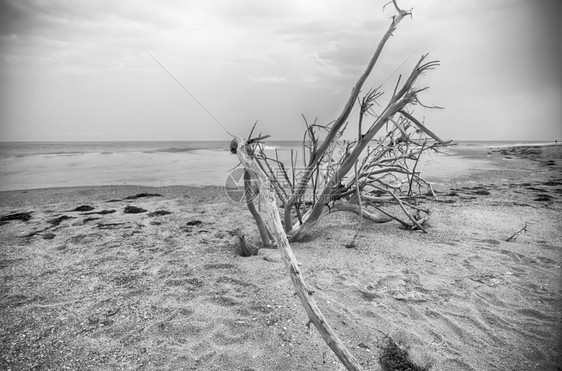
[[1, 142, 559, 193], [1, 145, 560, 370]]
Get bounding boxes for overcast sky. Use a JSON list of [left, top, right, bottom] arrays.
[[1, 0, 560, 142]]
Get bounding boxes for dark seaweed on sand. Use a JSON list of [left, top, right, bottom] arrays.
[[123, 205, 147, 214], [534, 194, 553, 202], [71, 205, 95, 212], [0, 212, 32, 223], [106, 193, 162, 203], [83, 209, 116, 215], [124, 193, 162, 200], [148, 210, 172, 217], [379, 337, 432, 371], [48, 215, 74, 226]]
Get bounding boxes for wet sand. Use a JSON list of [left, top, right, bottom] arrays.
[[0, 145, 560, 370]]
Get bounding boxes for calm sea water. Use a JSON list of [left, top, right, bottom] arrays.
[[0, 140, 553, 191]]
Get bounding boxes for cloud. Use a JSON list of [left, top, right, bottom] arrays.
[[250, 76, 287, 83], [0, 0, 560, 141]]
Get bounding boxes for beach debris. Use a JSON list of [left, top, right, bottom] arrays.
[[506, 223, 528, 242], [124, 192, 162, 200], [472, 189, 490, 196], [97, 222, 128, 230], [0, 212, 32, 223], [105, 193, 162, 203], [48, 215, 74, 226], [527, 186, 547, 192], [358, 342, 371, 351], [71, 205, 95, 212], [263, 254, 281, 263], [83, 217, 101, 224], [344, 240, 358, 249], [182, 220, 204, 234], [235, 228, 259, 257], [533, 194, 553, 202], [378, 336, 432, 371], [183, 220, 203, 232], [105, 307, 120, 317], [84, 209, 116, 215], [543, 180, 562, 186], [123, 205, 147, 214], [148, 210, 172, 217]]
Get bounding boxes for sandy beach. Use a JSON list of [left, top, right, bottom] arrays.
[[1, 145, 560, 370]]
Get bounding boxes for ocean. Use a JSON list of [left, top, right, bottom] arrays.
[[0, 140, 554, 192]]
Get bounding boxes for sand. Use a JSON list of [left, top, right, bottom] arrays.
[[0, 145, 560, 370]]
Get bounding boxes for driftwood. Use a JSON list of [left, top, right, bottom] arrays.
[[236, 0, 450, 246], [506, 223, 528, 242], [234, 137, 363, 370], [231, 2, 449, 369], [234, 228, 259, 256]]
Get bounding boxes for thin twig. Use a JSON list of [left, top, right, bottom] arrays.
[[506, 223, 528, 242]]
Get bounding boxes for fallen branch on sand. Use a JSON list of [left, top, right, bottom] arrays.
[[506, 222, 528, 242], [234, 137, 363, 370]]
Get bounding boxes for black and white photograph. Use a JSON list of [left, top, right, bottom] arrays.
[[1, 1, 560, 370]]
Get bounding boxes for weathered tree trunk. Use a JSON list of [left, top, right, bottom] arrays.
[[243, 169, 273, 246], [235, 138, 364, 371]]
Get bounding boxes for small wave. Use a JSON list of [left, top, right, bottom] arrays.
[[42, 151, 85, 156], [5, 151, 86, 158], [145, 146, 230, 154], [455, 141, 557, 149], [490, 142, 559, 149], [144, 147, 198, 154]]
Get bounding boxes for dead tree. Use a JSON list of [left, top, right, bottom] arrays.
[[230, 2, 449, 369], [234, 1, 449, 244]]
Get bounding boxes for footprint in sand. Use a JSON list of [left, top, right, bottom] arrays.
[[390, 288, 432, 302], [357, 273, 434, 303], [67, 233, 104, 245], [469, 273, 503, 287]]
